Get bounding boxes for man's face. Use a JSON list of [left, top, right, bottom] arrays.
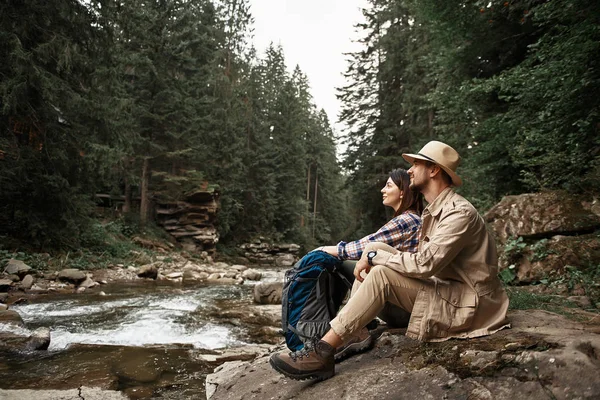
[[408, 160, 429, 192]]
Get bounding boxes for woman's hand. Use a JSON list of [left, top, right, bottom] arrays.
[[354, 258, 371, 282], [313, 246, 338, 257]]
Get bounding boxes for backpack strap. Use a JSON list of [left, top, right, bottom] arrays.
[[333, 267, 353, 289]]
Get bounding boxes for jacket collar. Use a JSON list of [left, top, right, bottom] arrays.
[[425, 187, 454, 217]]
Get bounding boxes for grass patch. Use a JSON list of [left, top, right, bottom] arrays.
[[506, 287, 577, 312], [0, 215, 170, 272]]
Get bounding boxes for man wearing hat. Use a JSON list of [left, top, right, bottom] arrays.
[[270, 141, 510, 381]]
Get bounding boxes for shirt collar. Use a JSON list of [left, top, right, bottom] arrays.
[[424, 187, 454, 217]]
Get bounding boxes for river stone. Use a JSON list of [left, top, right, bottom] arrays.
[[113, 356, 161, 383], [230, 264, 248, 272], [137, 263, 159, 279], [253, 282, 282, 304], [80, 276, 97, 289], [0, 292, 8, 303], [223, 272, 238, 279], [58, 269, 87, 283], [182, 270, 208, 283], [207, 273, 221, 281], [0, 310, 25, 327], [20, 274, 34, 290], [4, 259, 32, 278], [0, 279, 13, 292], [28, 327, 51, 350], [275, 253, 295, 267], [241, 269, 262, 281], [213, 262, 230, 270], [0, 304, 7, 311]]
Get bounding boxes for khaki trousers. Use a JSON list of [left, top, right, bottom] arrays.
[[330, 242, 434, 342]]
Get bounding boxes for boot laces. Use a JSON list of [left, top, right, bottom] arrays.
[[289, 338, 317, 361]]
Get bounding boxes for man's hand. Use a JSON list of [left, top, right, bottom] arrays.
[[354, 257, 371, 282]]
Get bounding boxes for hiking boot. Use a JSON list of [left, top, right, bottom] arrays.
[[334, 327, 374, 361], [269, 339, 335, 381]]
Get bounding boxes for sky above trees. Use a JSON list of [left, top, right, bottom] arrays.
[[249, 0, 368, 132]]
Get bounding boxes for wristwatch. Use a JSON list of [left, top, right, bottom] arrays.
[[366, 250, 377, 266]]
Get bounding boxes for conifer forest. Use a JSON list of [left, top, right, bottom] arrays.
[[1, 0, 599, 253]]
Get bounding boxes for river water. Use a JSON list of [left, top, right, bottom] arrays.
[[0, 280, 281, 399]]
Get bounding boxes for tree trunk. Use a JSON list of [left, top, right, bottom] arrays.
[[123, 175, 132, 213], [312, 168, 318, 238], [123, 158, 132, 213], [140, 157, 151, 227], [301, 165, 311, 227]]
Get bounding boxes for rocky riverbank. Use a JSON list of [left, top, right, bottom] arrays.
[[206, 309, 600, 400]]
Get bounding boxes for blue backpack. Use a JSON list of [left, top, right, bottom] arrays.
[[281, 250, 352, 351]]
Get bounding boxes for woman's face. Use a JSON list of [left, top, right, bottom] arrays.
[[381, 177, 403, 211]]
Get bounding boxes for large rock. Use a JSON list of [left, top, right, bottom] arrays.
[[57, 269, 87, 284], [500, 233, 600, 283], [206, 309, 600, 400], [0, 310, 25, 327], [485, 191, 600, 244], [3, 259, 32, 278], [253, 282, 283, 304], [242, 269, 262, 281]]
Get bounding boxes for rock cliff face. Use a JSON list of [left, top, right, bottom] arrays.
[[206, 310, 600, 400], [485, 191, 600, 286], [155, 189, 219, 254]]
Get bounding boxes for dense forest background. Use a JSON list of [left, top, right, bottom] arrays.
[[1, 0, 599, 254]]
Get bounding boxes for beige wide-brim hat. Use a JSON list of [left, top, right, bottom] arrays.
[[402, 141, 463, 187]]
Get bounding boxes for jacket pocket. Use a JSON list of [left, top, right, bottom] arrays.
[[427, 286, 477, 338]]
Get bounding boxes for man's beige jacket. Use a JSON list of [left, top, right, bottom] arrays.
[[371, 187, 510, 341]]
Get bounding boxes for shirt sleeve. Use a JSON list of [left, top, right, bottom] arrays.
[[337, 213, 420, 260], [371, 208, 475, 278]]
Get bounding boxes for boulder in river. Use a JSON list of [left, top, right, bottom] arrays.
[[0, 310, 25, 327], [27, 327, 51, 351], [253, 282, 282, 305]]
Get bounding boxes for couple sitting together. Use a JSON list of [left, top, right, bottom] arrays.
[[270, 140, 510, 381]]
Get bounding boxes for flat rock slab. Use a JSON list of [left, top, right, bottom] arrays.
[[0, 387, 127, 400], [207, 309, 600, 400]]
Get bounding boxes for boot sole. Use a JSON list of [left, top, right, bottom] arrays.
[[269, 358, 334, 381], [334, 337, 374, 362]]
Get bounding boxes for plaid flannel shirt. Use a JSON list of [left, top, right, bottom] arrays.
[[336, 210, 421, 260]]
